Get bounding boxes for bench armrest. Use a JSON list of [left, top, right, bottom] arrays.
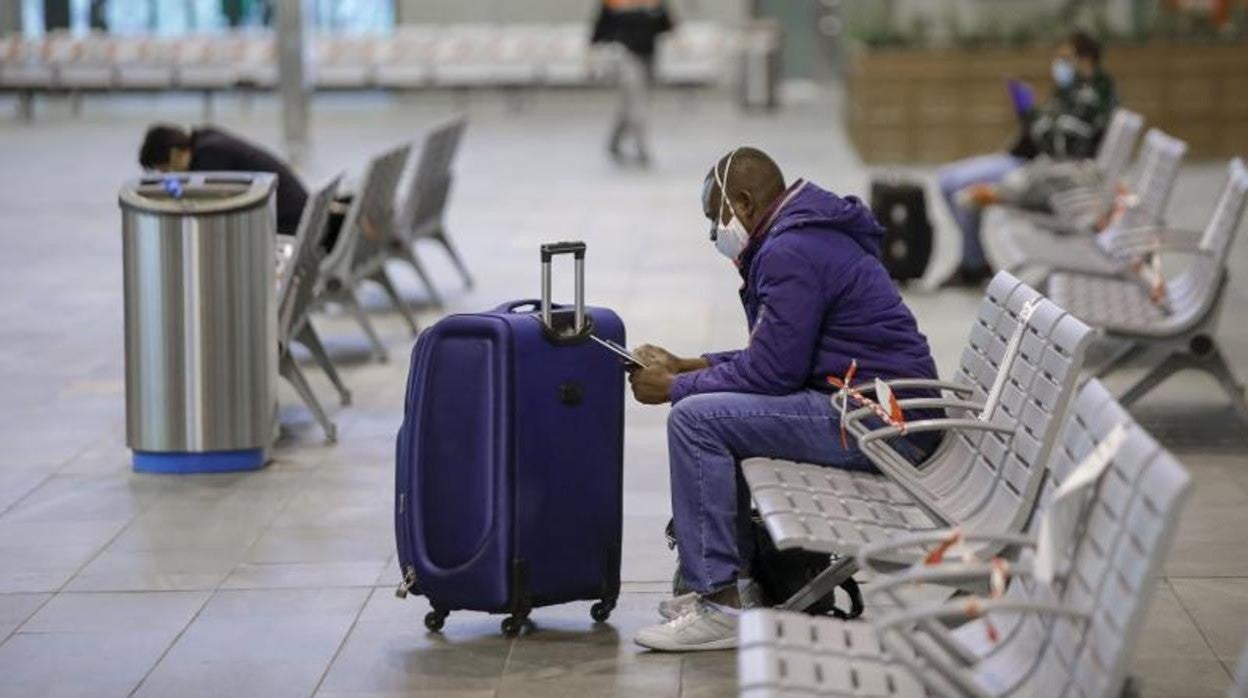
[[841, 398, 985, 429], [876, 598, 1088, 634], [858, 417, 1015, 449], [839, 379, 974, 397], [856, 530, 1036, 575], [864, 560, 1036, 607], [1108, 226, 1206, 258]]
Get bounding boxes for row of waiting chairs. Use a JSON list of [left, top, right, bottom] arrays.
[[0, 23, 730, 94], [275, 115, 470, 443], [738, 271, 1195, 696], [983, 107, 1248, 424]]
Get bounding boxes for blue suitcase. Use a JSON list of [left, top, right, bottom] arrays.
[[394, 242, 625, 636]]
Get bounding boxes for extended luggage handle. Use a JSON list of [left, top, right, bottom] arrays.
[[540, 241, 586, 336]]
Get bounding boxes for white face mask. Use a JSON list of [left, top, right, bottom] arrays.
[[711, 149, 749, 261], [715, 215, 750, 260]]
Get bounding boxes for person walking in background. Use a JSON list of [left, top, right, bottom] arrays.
[[938, 30, 1118, 286], [591, 0, 674, 167]]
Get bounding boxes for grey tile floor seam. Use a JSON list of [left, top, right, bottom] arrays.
[[1, 87, 1246, 696], [309, 586, 378, 698]]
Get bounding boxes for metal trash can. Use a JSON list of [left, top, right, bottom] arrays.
[[119, 172, 277, 473]]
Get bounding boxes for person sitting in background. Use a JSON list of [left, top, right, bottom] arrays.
[[591, 0, 674, 167], [939, 30, 1118, 286], [138, 124, 309, 237], [626, 147, 941, 652]]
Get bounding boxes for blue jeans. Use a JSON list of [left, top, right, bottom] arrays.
[[937, 153, 1025, 270], [666, 390, 874, 595]]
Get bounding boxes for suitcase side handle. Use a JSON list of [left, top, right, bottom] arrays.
[[497, 299, 542, 314], [540, 241, 586, 335]]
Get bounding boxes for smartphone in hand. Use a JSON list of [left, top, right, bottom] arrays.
[[590, 335, 647, 371]]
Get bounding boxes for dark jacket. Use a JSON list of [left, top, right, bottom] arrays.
[[189, 127, 308, 236], [670, 181, 941, 455], [590, 2, 674, 61], [1017, 70, 1119, 161]]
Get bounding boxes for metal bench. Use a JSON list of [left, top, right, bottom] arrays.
[[277, 176, 350, 444], [983, 129, 1186, 280], [739, 378, 1192, 698], [977, 108, 1142, 242], [390, 115, 472, 308], [742, 272, 1094, 612], [315, 143, 414, 362], [1041, 108, 1145, 225], [1048, 157, 1248, 423]]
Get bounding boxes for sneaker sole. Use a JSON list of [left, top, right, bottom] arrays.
[[633, 635, 738, 653], [660, 603, 763, 621]]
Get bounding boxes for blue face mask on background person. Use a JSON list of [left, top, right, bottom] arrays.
[[1051, 58, 1075, 88]]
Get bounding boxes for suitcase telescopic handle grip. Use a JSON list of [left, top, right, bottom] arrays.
[[540, 241, 586, 262], [540, 241, 586, 334]]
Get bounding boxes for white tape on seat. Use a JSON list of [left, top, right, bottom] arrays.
[[979, 297, 1041, 422], [1035, 422, 1129, 584]]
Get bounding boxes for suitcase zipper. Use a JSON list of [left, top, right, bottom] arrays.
[[395, 566, 418, 599]]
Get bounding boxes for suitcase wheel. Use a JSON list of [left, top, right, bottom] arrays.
[[500, 614, 527, 637], [424, 610, 447, 632], [591, 601, 614, 623]]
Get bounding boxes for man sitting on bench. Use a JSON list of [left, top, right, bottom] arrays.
[[138, 124, 308, 237], [627, 147, 941, 652]]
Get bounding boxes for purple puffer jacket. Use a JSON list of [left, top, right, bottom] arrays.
[[671, 181, 939, 406]]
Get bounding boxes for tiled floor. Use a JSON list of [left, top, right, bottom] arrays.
[[0, 86, 1245, 697]]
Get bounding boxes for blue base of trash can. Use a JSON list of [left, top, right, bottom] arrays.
[[133, 448, 266, 474]]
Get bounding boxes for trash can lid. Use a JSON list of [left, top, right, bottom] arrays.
[[118, 172, 277, 216]]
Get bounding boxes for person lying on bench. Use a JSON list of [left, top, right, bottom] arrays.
[[627, 146, 941, 652], [138, 124, 308, 237]]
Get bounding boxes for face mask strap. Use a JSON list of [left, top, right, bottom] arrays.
[[715, 148, 739, 229]]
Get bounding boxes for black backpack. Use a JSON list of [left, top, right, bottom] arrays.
[[666, 515, 864, 619]]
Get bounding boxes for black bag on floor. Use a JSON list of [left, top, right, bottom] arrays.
[[665, 516, 863, 619], [870, 177, 933, 283]]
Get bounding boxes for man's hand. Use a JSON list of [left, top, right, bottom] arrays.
[[633, 344, 710, 374], [629, 365, 675, 405], [634, 344, 681, 373]]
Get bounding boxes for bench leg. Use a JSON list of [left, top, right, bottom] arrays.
[[280, 352, 337, 444], [1119, 352, 1184, 408], [371, 267, 420, 336], [394, 244, 444, 309], [1203, 345, 1248, 423], [17, 91, 34, 121], [296, 322, 351, 406], [777, 555, 857, 613], [339, 284, 388, 363], [1093, 340, 1146, 379], [436, 229, 475, 289]]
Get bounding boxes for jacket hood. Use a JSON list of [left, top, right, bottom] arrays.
[[766, 182, 884, 258]]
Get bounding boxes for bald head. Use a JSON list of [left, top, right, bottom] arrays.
[[702, 147, 786, 235]]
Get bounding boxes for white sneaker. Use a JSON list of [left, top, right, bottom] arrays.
[[635, 601, 739, 652], [658, 592, 699, 621], [657, 578, 764, 621]]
